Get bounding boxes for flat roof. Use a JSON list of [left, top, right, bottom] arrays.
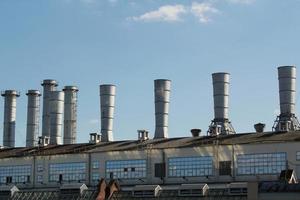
[[0, 131, 300, 159]]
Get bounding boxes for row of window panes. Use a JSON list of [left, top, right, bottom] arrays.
[[106, 172, 146, 179], [92, 161, 99, 169], [296, 152, 300, 160], [49, 162, 86, 182], [0, 176, 30, 184], [0, 165, 31, 183], [106, 160, 146, 179], [49, 174, 86, 182]]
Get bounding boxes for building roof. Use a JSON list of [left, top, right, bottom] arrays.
[[0, 131, 300, 159]]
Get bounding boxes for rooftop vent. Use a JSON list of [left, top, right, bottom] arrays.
[[60, 183, 88, 197], [190, 129, 201, 137], [38, 136, 50, 147], [89, 133, 101, 144], [254, 123, 265, 133], [0, 185, 19, 199], [132, 185, 162, 198], [138, 130, 149, 141], [178, 183, 209, 197]]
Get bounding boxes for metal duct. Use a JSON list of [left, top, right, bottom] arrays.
[[49, 91, 64, 145], [100, 84, 116, 142], [1, 90, 20, 147], [41, 79, 58, 138], [273, 66, 300, 132], [26, 90, 41, 147], [208, 73, 235, 135], [154, 79, 171, 139], [63, 86, 78, 144]]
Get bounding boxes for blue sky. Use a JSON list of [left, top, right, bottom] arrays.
[[1, 0, 300, 146]]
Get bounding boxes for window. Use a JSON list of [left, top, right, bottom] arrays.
[[296, 152, 300, 161], [49, 162, 86, 182], [237, 152, 286, 175], [92, 161, 99, 169], [37, 175, 43, 183], [219, 161, 231, 176], [92, 173, 100, 182], [0, 165, 31, 184], [168, 156, 213, 177], [37, 164, 43, 172], [106, 159, 146, 179]]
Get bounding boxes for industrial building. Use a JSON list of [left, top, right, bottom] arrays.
[[0, 66, 300, 200]]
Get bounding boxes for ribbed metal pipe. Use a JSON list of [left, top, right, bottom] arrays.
[[41, 79, 58, 138], [212, 73, 230, 120], [26, 90, 41, 147], [1, 90, 20, 147], [154, 79, 171, 139], [63, 86, 78, 144], [49, 91, 64, 145], [278, 66, 296, 115], [100, 84, 116, 142]]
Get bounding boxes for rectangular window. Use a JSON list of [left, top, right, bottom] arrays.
[[105, 159, 146, 179], [37, 164, 43, 172], [168, 156, 213, 177], [237, 152, 286, 175], [219, 161, 231, 176], [92, 173, 100, 182], [37, 175, 43, 183], [49, 162, 86, 182], [92, 161, 99, 169], [0, 165, 31, 184], [296, 152, 300, 161]]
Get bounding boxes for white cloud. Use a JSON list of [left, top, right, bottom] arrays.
[[89, 119, 99, 124], [129, 4, 187, 22], [191, 2, 219, 23]]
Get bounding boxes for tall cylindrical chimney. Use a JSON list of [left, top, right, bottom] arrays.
[[49, 91, 64, 145], [154, 79, 171, 139], [278, 66, 296, 115], [26, 90, 41, 147], [208, 72, 235, 135], [63, 86, 78, 144], [41, 79, 58, 138], [1, 90, 20, 147], [273, 66, 300, 132], [100, 84, 116, 142]]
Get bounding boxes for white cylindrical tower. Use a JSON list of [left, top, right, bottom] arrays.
[[154, 79, 171, 139], [1, 90, 20, 147], [100, 84, 116, 142], [49, 91, 64, 145], [26, 90, 41, 147], [63, 86, 78, 144]]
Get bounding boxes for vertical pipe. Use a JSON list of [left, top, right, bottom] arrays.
[[100, 84, 116, 142], [278, 66, 296, 115], [41, 80, 58, 138], [49, 91, 64, 145], [154, 79, 171, 139], [63, 86, 78, 144], [1, 90, 20, 147], [26, 90, 41, 147], [212, 72, 229, 120]]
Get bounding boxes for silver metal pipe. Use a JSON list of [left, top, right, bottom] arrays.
[[100, 84, 116, 142], [212, 72, 229, 120], [49, 91, 64, 145], [26, 90, 41, 147], [41, 79, 58, 138], [154, 79, 171, 139], [63, 86, 78, 144], [1, 90, 20, 147]]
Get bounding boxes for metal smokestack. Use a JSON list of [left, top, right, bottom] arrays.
[[273, 66, 300, 132], [26, 90, 41, 147], [208, 72, 235, 135], [41, 79, 58, 138], [154, 79, 171, 139], [63, 86, 78, 144], [1, 90, 20, 147], [49, 91, 64, 145], [100, 84, 116, 142]]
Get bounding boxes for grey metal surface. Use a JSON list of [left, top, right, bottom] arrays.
[[154, 79, 171, 139], [1, 90, 20, 147], [41, 79, 58, 138], [63, 86, 78, 144], [26, 90, 41, 147], [100, 84, 116, 142], [49, 91, 64, 145]]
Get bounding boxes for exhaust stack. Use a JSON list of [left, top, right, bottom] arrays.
[[41, 79, 58, 138], [26, 90, 41, 147], [1, 90, 20, 147], [208, 73, 235, 135], [100, 84, 116, 142], [49, 91, 64, 145], [63, 86, 78, 144], [154, 79, 171, 139], [273, 66, 300, 132]]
